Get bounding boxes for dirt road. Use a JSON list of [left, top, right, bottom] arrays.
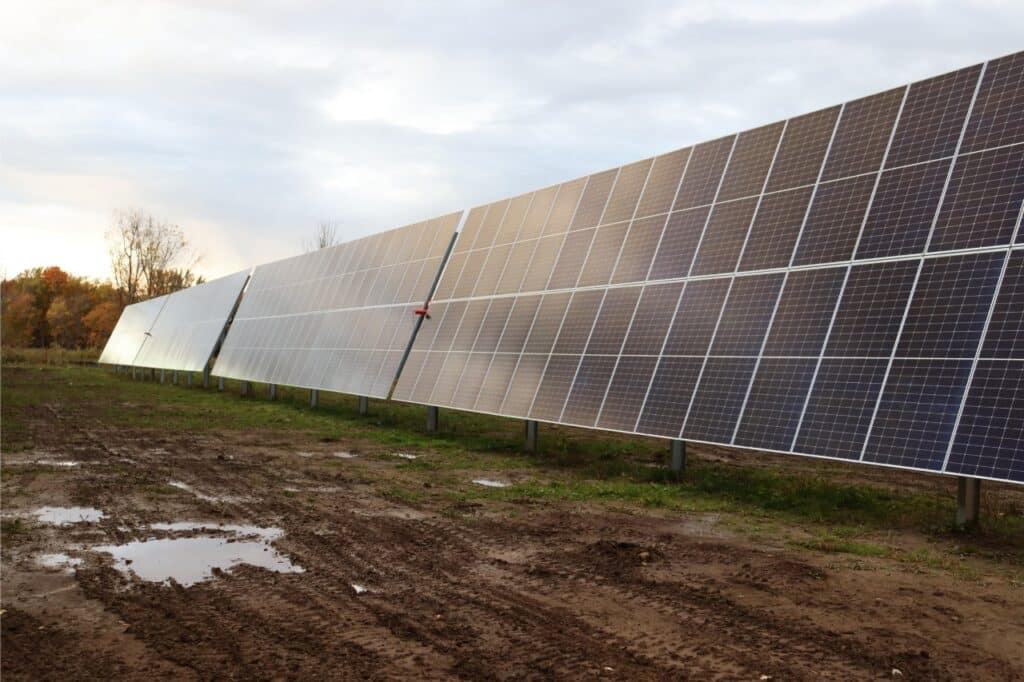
[[2, 367, 1022, 680]]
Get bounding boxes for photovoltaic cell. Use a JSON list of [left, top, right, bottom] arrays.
[[391, 52, 1024, 485], [690, 198, 759, 275], [795, 359, 889, 460], [647, 207, 709, 280], [735, 358, 818, 451], [675, 136, 735, 209], [896, 252, 1004, 358], [598, 356, 658, 431], [855, 159, 951, 259], [981, 250, 1024, 359], [929, 145, 1024, 251], [683, 357, 758, 442], [793, 174, 877, 266], [765, 105, 841, 193], [763, 267, 846, 356], [886, 64, 981, 168], [738, 186, 814, 271], [946, 361, 1024, 481], [863, 359, 973, 471]]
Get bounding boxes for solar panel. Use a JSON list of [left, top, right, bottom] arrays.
[[392, 50, 1024, 485], [212, 213, 460, 398], [98, 295, 170, 366], [132, 270, 250, 372]]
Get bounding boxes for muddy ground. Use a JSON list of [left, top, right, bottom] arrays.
[[2, 367, 1023, 680]]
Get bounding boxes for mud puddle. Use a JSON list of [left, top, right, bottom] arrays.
[[473, 479, 511, 488], [32, 506, 105, 525], [167, 481, 248, 504], [92, 522, 304, 586], [36, 553, 83, 572]]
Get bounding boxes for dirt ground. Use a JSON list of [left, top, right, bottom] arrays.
[[2, 368, 1023, 680]]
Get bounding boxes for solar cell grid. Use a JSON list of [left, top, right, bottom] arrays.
[[597, 356, 659, 431], [930, 145, 1024, 251], [735, 358, 819, 451], [765, 105, 841, 193], [683, 357, 758, 442], [738, 186, 815, 271], [389, 51, 1024, 485], [690, 197, 759, 275]]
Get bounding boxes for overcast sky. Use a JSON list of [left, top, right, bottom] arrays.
[[2, 1, 1022, 282]]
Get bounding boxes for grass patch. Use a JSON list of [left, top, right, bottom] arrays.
[[3, 364, 1023, 563], [797, 538, 889, 557]]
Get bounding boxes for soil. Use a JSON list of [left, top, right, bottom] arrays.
[[3, 378, 1023, 680]]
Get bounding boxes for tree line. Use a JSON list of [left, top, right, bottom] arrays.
[[2, 210, 203, 350]]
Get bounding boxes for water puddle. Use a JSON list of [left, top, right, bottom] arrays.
[[37, 553, 83, 572], [473, 479, 511, 488], [332, 451, 358, 459], [167, 480, 220, 502], [351, 583, 368, 595], [295, 451, 316, 458], [167, 481, 246, 504], [391, 453, 418, 460], [35, 460, 81, 468], [33, 506, 105, 525], [93, 522, 303, 586]]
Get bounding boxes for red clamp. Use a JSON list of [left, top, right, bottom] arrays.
[[414, 302, 431, 320]]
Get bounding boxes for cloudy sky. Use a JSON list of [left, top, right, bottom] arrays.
[[2, 1, 1022, 282]]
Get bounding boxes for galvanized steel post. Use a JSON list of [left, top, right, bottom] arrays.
[[670, 440, 687, 480], [956, 477, 981, 528], [525, 420, 539, 453]]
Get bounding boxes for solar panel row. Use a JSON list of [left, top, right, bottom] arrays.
[[98, 270, 250, 373], [393, 50, 1024, 485], [211, 213, 460, 398], [98, 294, 170, 366], [133, 270, 251, 372]]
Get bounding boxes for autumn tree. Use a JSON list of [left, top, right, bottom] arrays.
[[2, 267, 123, 349], [107, 209, 202, 304], [82, 300, 121, 347]]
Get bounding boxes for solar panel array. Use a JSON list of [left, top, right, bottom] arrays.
[[132, 270, 251, 372], [98, 294, 169, 366], [393, 51, 1024, 485], [212, 213, 460, 398]]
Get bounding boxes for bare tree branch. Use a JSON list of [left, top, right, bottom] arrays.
[[106, 209, 202, 303], [304, 221, 339, 251]]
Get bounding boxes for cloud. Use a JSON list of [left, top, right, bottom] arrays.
[[1, 0, 1022, 280]]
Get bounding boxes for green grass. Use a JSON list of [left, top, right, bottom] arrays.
[[2, 347, 100, 366], [3, 364, 1023, 563]]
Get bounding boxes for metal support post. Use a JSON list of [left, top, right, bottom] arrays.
[[956, 477, 981, 528], [359, 396, 369, 416], [310, 389, 319, 408], [160, 369, 166, 384], [172, 371, 178, 385], [426, 406, 439, 432], [186, 372, 193, 388], [218, 376, 225, 392], [203, 368, 210, 389], [525, 420, 539, 453], [149, 368, 155, 381], [269, 384, 278, 401], [670, 440, 687, 480], [241, 381, 252, 397]]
